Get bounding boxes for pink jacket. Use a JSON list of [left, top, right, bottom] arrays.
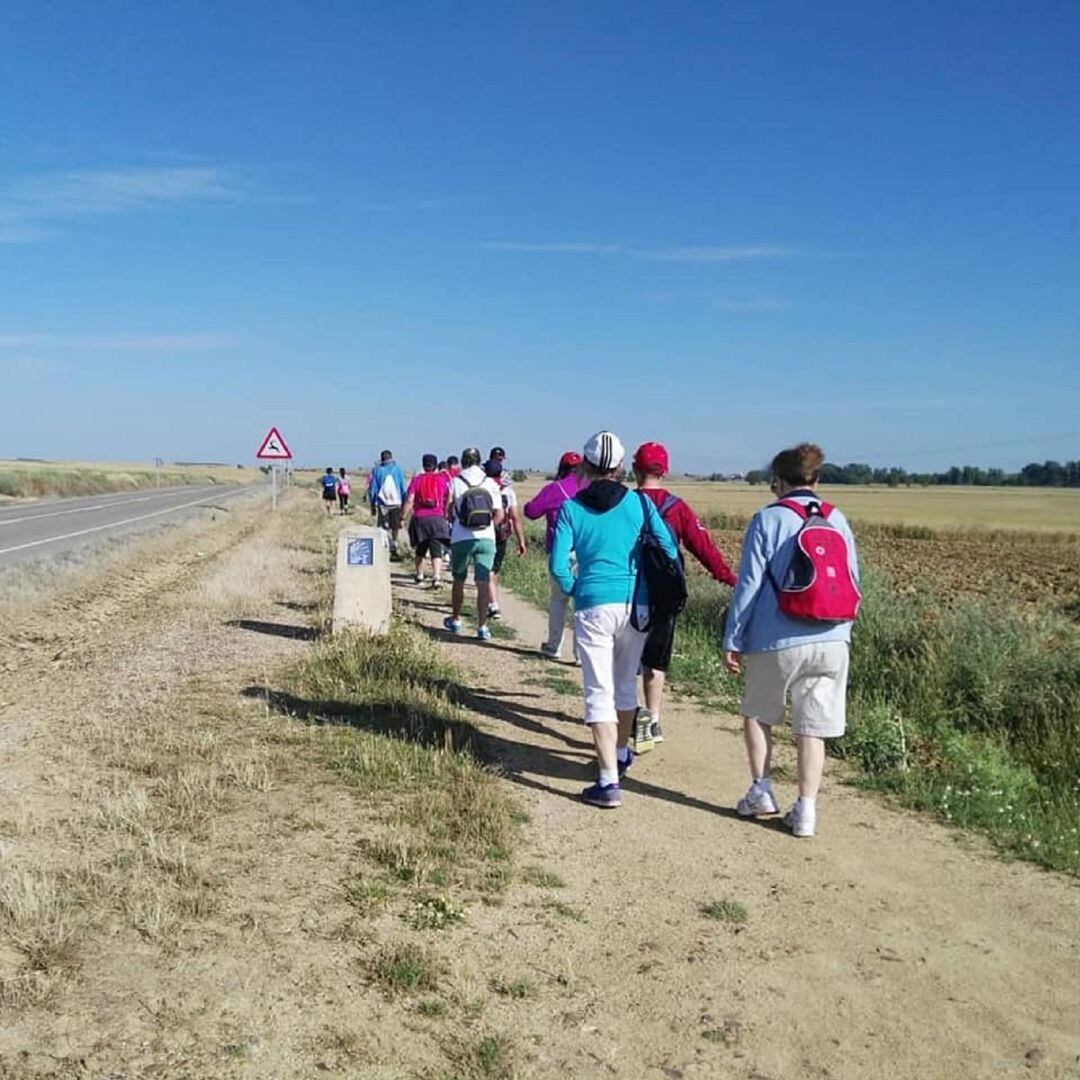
[[524, 474, 586, 552]]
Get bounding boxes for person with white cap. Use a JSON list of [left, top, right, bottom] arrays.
[[550, 431, 679, 809]]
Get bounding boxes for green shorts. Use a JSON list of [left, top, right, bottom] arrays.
[[451, 538, 496, 583]]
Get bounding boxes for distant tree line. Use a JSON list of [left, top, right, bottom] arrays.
[[742, 459, 1080, 488]]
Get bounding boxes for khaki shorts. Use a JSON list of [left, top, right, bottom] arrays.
[[741, 642, 849, 738]]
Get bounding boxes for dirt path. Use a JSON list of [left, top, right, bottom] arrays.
[[393, 572, 1080, 1080], [1, 500, 1076, 1079]]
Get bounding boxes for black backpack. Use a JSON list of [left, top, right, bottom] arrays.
[[631, 492, 688, 631], [458, 480, 495, 529]]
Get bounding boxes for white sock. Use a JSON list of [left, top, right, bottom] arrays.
[[754, 776, 773, 791], [598, 768, 619, 787], [798, 796, 816, 811], [617, 747, 630, 764], [651, 713, 661, 727]]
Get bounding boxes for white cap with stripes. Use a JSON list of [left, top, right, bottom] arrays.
[[583, 431, 626, 471]]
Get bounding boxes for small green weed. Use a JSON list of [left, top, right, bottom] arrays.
[[417, 997, 449, 1018], [448, 1033, 516, 1079], [491, 977, 536, 1000], [370, 942, 443, 995], [411, 895, 464, 931], [343, 875, 395, 913], [543, 898, 585, 922], [520, 865, 565, 889], [701, 899, 748, 924]]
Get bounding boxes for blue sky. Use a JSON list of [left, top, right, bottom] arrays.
[[1, 0, 1077, 473]]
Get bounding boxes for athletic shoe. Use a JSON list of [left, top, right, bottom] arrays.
[[650, 720, 664, 745], [581, 782, 622, 809], [617, 751, 634, 779], [414, 573, 424, 584], [488, 605, 502, 620], [783, 799, 816, 838], [476, 626, 493, 641], [631, 707, 655, 754], [736, 782, 779, 818], [442, 616, 462, 634], [539, 642, 561, 660], [431, 578, 443, 589]]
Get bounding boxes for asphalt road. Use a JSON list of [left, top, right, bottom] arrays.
[[0, 485, 255, 568]]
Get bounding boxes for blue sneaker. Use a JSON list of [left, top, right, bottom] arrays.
[[443, 616, 462, 634], [477, 626, 492, 641], [582, 782, 622, 809], [617, 751, 634, 779]]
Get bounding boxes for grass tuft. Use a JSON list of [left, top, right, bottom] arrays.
[[700, 899, 748, 924]]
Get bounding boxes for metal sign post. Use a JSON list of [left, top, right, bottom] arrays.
[[256, 427, 293, 511]]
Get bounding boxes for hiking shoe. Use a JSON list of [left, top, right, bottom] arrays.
[[736, 782, 779, 818], [582, 782, 622, 809], [617, 751, 634, 779], [414, 573, 425, 584], [539, 642, 561, 660], [631, 707, 655, 754], [488, 605, 502, 621], [477, 626, 493, 642], [431, 578, 443, 589], [442, 616, 463, 634], [783, 800, 816, 838], [650, 720, 664, 744]]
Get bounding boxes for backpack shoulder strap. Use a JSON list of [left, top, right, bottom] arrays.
[[772, 498, 810, 520], [659, 493, 681, 517]]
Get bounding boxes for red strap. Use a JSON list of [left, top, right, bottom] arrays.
[[773, 498, 833, 519]]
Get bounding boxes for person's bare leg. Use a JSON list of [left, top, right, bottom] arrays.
[[743, 717, 773, 781], [432, 554, 443, 582], [592, 720, 618, 775], [489, 573, 500, 610], [616, 707, 635, 753], [795, 735, 825, 799], [414, 552, 424, 578], [476, 579, 492, 629], [643, 667, 665, 716], [451, 579, 465, 619]]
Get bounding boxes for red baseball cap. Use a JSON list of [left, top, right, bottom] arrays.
[[558, 450, 583, 469], [633, 442, 669, 476]]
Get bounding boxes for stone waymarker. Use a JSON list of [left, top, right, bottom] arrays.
[[332, 525, 391, 635]]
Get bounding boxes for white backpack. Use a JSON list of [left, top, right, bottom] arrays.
[[377, 470, 401, 507]]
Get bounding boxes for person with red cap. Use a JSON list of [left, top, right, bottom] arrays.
[[632, 441, 737, 746], [523, 450, 586, 660]]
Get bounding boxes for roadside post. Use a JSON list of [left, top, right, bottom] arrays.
[[333, 525, 391, 635], [256, 426, 292, 510], [154, 457, 164, 488]]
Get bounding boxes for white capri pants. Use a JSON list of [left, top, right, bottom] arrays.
[[574, 603, 648, 726]]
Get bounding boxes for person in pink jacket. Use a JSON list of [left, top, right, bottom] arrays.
[[524, 450, 585, 660]]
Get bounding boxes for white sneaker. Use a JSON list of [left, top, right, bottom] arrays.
[[539, 642, 560, 660], [631, 707, 654, 754], [783, 799, 816, 837], [736, 783, 779, 818]]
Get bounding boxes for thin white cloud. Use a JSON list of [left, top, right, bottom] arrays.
[[0, 166, 243, 242], [481, 241, 625, 255], [480, 241, 800, 262], [0, 333, 240, 351]]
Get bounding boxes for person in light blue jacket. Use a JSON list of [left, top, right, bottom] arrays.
[[723, 443, 860, 839], [367, 450, 408, 558], [550, 430, 679, 810]]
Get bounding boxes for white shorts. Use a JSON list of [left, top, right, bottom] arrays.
[[741, 642, 849, 738], [574, 603, 648, 725]]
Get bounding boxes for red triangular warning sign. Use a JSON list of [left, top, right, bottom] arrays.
[[256, 426, 292, 460]]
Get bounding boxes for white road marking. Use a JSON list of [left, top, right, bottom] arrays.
[[0, 491, 180, 527], [0, 488, 250, 557]]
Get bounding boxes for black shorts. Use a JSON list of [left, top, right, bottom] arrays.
[[378, 506, 403, 532], [409, 515, 450, 558], [642, 613, 677, 672], [322, 489, 336, 501], [492, 539, 508, 575]]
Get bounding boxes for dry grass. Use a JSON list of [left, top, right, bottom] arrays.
[[513, 477, 1080, 533]]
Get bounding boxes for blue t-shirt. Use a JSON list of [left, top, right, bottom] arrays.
[[320, 474, 338, 493]]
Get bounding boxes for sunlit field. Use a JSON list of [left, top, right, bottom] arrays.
[[0, 459, 263, 500], [513, 477, 1080, 534]]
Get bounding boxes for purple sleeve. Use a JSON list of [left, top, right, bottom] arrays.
[[524, 481, 560, 520]]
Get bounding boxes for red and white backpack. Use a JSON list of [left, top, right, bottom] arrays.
[[769, 499, 861, 622]]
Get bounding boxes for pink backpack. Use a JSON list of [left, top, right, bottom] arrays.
[[770, 499, 861, 622]]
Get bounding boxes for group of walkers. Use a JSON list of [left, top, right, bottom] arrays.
[[325, 434, 860, 839]]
